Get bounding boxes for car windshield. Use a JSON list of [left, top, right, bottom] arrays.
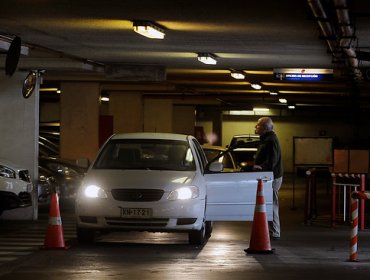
[[93, 139, 196, 171]]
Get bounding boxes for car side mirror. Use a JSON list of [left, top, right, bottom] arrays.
[[208, 162, 223, 172]]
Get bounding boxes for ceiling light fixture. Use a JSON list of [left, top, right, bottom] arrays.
[[230, 70, 245, 79], [133, 21, 165, 39], [227, 110, 254, 116], [253, 107, 270, 112], [100, 96, 109, 102], [279, 98, 288, 103], [269, 91, 278, 95], [197, 53, 217, 65], [251, 83, 262, 90], [288, 105, 295, 109]]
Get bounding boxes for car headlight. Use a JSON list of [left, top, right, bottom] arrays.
[[0, 165, 16, 179], [83, 185, 108, 198], [167, 186, 199, 200]]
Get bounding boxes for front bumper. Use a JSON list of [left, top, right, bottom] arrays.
[[0, 190, 32, 211], [76, 197, 206, 233]]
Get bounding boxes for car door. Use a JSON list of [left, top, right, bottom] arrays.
[[204, 171, 273, 221]]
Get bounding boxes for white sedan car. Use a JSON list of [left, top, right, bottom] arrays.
[[75, 133, 273, 245], [0, 158, 33, 215]]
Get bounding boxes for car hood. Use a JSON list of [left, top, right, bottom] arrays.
[[83, 169, 196, 191], [0, 158, 27, 172]]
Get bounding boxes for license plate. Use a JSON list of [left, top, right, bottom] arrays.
[[120, 207, 152, 218]]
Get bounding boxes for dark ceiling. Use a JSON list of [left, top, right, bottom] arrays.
[[1, 0, 370, 111]]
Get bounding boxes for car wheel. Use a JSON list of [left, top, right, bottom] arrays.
[[205, 221, 213, 237], [188, 223, 206, 245], [76, 227, 96, 244]]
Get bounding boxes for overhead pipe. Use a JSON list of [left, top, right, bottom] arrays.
[[307, 0, 337, 54], [307, 0, 362, 79], [334, 0, 362, 79]]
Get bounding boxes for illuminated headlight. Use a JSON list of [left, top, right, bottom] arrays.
[[83, 185, 108, 198], [0, 165, 16, 179], [168, 186, 199, 200]]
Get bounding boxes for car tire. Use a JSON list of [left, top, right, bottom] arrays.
[[76, 227, 96, 244], [205, 221, 213, 237], [188, 223, 206, 245]]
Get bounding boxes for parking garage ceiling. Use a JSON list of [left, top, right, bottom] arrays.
[[0, 0, 370, 111]]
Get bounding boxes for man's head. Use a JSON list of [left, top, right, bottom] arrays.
[[255, 117, 274, 136]]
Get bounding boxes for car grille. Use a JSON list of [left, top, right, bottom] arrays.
[[111, 189, 164, 202], [105, 217, 169, 227]]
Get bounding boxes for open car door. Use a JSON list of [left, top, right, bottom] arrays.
[[204, 171, 273, 221]]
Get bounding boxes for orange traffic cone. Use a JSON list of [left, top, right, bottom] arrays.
[[43, 192, 68, 249], [244, 179, 273, 254]]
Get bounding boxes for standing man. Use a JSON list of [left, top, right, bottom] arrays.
[[253, 117, 283, 240]]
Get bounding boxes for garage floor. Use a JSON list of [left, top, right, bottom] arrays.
[[0, 174, 370, 280]]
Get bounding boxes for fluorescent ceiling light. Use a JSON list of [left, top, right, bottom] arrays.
[[227, 110, 254, 115], [230, 70, 245, 79], [269, 91, 278, 95], [253, 107, 270, 112], [251, 83, 262, 90], [100, 96, 109, 102], [279, 98, 288, 103], [288, 105, 295, 109], [40, 88, 59, 92], [133, 21, 165, 39], [197, 53, 217, 65]]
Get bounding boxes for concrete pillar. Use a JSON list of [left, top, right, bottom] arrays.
[[0, 71, 39, 220], [144, 99, 173, 132], [109, 92, 143, 133], [60, 82, 99, 162]]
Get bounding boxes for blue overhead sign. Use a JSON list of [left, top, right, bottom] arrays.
[[273, 68, 333, 81]]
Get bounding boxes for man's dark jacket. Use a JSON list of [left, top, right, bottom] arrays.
[[255, 131, 283, 178]]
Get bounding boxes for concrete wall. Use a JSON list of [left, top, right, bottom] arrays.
[[0, 72, 39, 220], [197, 116, 366, 173], [172, 105, 195, 135]]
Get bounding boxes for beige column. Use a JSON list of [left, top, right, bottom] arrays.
[[60, 82, 100, 162], [144, 98, 173, 132], [109, 92, 143, 133]]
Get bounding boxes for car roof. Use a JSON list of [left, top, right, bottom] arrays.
[[231, 134, 259, 139], [111, 132, 192, 141]]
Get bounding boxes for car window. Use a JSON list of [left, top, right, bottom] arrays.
[[93, 139, 196, 171], [203, 149, 235, 170], [203, 149, 220, 162], [222, 153, 235, 169]]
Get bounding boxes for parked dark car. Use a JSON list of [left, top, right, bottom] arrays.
[[38, 157, 87, 204], [227, 134, 260, 168]]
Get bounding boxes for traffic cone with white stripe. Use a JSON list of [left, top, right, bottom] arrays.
[[245, 179, 273, 254], [43, 192, 68, 249]]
